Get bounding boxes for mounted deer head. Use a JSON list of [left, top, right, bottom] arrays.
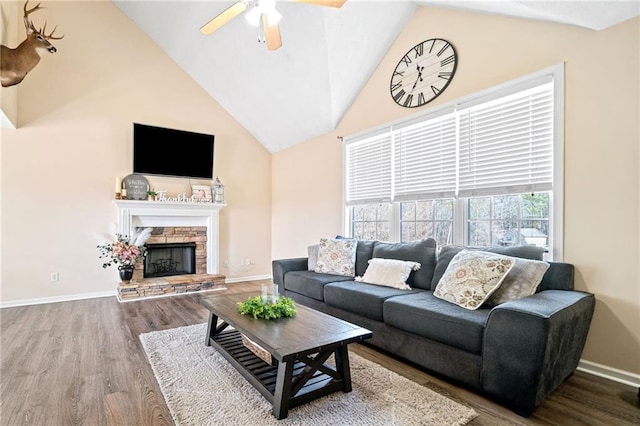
[[0, 1, 64, 87]]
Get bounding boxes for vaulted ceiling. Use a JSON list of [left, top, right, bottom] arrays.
[[114, 1, 640, 153]]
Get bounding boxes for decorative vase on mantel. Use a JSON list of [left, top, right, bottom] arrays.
[[118, 266, 135, 282]]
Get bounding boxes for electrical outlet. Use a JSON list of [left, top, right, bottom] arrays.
[[223, 260, 229, 268], [50, 272, 59, 282]]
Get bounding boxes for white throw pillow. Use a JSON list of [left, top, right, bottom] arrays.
[[355, 258, 421, 290], [434, 250, 514, 310], [315, 238, 357, 277], [486, 257, 550, 305]]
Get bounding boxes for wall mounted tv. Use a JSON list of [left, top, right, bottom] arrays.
[[133, 123, 214, 179]]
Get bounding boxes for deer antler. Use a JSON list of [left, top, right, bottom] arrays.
[[22, 1, 64, 39], [40, 21, 64, 40], [23, 0, 43, 33]]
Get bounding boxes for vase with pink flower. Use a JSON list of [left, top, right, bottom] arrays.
[[97, 229, 152, 282]]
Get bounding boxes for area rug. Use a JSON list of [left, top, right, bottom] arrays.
[[140, 323, 478, 426]]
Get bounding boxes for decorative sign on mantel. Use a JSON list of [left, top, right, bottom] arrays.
[[153, 191, 219, 204]]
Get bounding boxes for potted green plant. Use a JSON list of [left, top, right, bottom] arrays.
[[147, 190, 158, 201]]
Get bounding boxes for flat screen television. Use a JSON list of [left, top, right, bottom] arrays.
[[133, 123, 214, 179]]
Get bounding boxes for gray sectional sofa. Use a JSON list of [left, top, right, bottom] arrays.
[[272, 238, 595, 416]]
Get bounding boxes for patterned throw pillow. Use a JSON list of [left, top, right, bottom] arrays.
[[355, 258, 421, 290], [486, 258, 550, 305], [315, 238, 357, 277], [434, 250, 514, 310]]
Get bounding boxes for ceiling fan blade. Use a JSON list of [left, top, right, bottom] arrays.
[[200, 1, 248, 35], [262, 16, 282, 51], [292, 0, 346, 8]]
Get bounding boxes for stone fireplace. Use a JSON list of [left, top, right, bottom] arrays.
[[114, 200, 226, 301]]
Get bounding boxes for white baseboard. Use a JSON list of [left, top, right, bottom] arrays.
[[0, 291, 116, 308], [578, 359, 640, 388], [225, 274, 272, 284]]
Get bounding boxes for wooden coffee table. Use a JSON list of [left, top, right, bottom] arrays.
[[199, 291, 372, 420]]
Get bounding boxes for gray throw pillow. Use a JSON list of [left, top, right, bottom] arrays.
[[307, 244, 319, 271], [485, 257, 550, 305]]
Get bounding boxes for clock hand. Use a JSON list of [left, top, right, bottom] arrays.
[[412, 65, 424, 91]]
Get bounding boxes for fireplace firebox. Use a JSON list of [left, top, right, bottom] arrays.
[[144, 243, 196, 278]]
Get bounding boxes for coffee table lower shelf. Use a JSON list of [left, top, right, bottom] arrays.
[[209, 329, 348, 419]]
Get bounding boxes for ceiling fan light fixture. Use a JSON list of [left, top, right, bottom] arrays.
[[245, 5, 262, 27], [265, 8, 282, 26]]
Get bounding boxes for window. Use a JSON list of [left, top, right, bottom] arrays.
[[401, 199, 454, 246], [466, 193, 550, 249], [350, 203, 391, 241], [344, 65, 563, 260]]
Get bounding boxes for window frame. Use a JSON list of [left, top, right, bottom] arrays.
[[342, 65, 564, 260]]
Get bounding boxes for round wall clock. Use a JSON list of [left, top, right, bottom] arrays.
[[390, 38, 458, 108]]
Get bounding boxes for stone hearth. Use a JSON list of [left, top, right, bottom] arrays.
[[118, 274, 225, 300], [114, 200, 226, 302]]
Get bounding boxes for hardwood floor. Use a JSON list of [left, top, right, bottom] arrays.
[[1, 281, 638, 425]]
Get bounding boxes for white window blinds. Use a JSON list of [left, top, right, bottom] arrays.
[[393, 113, 457, 200], [345, 132, 392, 205], [345, 72, 556, 204], [458, 82, 554, 197]]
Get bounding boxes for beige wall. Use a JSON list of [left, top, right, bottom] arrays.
[[0, 1, 272, 302], [272, 8, 640, 375]]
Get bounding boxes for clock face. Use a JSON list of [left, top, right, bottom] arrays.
[[390, 38, 458, 108]]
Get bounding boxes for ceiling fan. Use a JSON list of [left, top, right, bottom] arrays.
[[200, 0, 346, 51]]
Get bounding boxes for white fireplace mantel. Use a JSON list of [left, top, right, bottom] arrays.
[[114, 200, 225, 274]]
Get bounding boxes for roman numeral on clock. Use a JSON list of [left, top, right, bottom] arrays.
[[431, 85, 441, 96], [403, 94, 414, 107], [401, 55, 412, 66], [437, 42, 451, 57], [440, 55, 455, 67], [391, 82, 403, 92], [413, 43, 424, 58], [393, 89, 406, 103]]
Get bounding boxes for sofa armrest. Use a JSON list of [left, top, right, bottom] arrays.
[[272, 258, 308, 292], [481, 290, 595, 416]]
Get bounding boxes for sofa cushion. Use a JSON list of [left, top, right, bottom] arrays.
[[324, 281, 422, 321], [372, 238, 437, 290], [315, 238, 357, 276], [383, 292, 490, 354], [434, 250, 514, 310], [538, 262, 574, 291], [354, 239, 376, 277], [431, 245, 545, 290], [355, 258, 421, 290], [486, 257, 550, 306], [284, 271, 353, 301]]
